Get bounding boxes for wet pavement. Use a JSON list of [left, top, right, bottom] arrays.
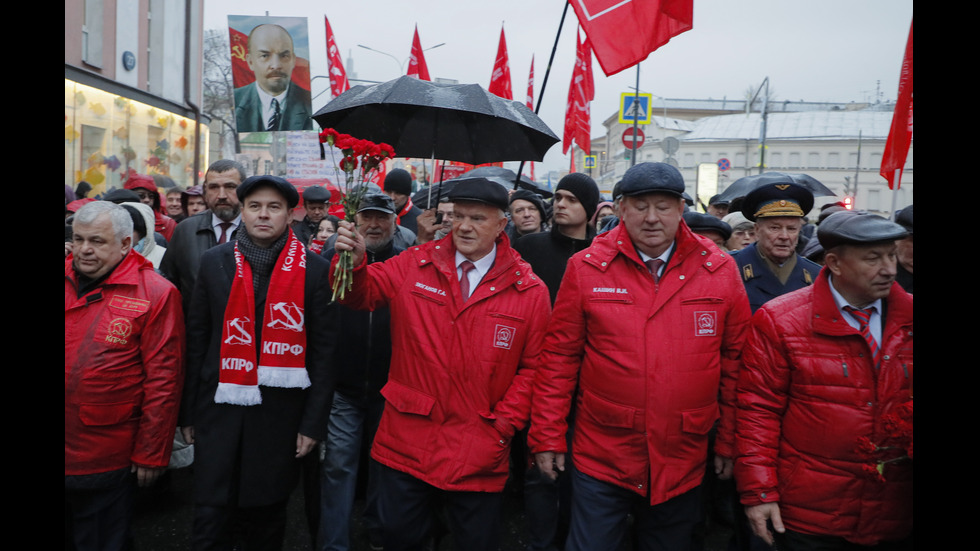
[[131, 465, 733, 551]]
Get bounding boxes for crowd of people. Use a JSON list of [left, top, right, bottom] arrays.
[[65, 160, 913, 551]]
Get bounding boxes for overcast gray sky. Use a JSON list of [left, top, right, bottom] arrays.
[[206, 0, 913, 174]]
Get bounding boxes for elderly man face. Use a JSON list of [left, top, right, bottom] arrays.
[[453, 201, 508, 261], [246, 25, 296, 96], [896, 235, 913, 274], [755, 216, 802, 264], [825, 242, 899, 308], [355, 209, 396, 252], [72, 213, 132, 279], [619, 192, 685, 258], [510, 199, 541, 235], [305, 202, 328, 224], [203, 169, 243, 222]]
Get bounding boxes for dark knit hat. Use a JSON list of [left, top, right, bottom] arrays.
[[556, 172, 600, 221], [509, 189, 547, 220], [237, 175, 300, 208], [383, 168, 413, 196]]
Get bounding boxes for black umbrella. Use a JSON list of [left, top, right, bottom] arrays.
[[460, 167, 553, 198], [312, 76, 560, 165], [717, 172, 836, 203]]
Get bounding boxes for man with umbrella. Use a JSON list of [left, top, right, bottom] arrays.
[[332, 178, 551, 551], [731, 181, 822, 313]]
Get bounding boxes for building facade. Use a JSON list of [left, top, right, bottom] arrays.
[[66, 0, 208, 196], [574, 99, 912, 217]]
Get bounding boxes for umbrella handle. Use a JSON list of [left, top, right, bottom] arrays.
[[514, 160, 526, 190]]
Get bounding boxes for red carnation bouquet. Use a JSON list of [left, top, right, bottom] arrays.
[[320, 128, 395, 300], [854, 398, 913, 482]]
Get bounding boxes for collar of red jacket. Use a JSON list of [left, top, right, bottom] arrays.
[[66, 249, 149, 289], [810, 267, 913, 338], [408, 230, 540, 293], [585, 220, 730, 276]]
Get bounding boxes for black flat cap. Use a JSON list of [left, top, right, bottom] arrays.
[[302, 185, 332, 204], [817, 211, 908, 250], [237, 175, 299, 208], [709, 194, 730, 207], [102, 188, 142, 204], [683, 211, 733, 241], [447, 178, 508, 211], [619, 162, 686, 198], [741, 181, 814, 221], [357, 192, 396, 215], [895, 205, 913, 234]]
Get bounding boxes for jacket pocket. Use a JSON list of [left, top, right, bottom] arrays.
[[581, 390, 637, 430], [681, 402, 719, 435], [79, 400, 139, 426], [380, 380, 436, 416]]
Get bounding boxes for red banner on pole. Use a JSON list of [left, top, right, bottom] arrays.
[[880, 20, 913, 190], [489, 26, 513, 100], [563, 29, 594, 155], [527, 56, 535, 181], [569, 0, 693, 77], [407, 25, 431, 81], [324, 16, 350, 98]]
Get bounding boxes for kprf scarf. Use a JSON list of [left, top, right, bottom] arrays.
[[215, 229, 309, 405]]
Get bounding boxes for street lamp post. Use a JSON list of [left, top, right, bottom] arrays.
[[357, 43, 446, 78]]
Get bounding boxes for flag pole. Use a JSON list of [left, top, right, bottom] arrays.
[[515, 0, 571, 188]]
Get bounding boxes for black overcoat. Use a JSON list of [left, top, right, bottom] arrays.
[[180, 241, 336, 507]]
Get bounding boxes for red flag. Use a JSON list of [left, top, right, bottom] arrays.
[[570, 0, 692, 77], [526, 55, 535, 110], [527, 56, 535, 181], [407, 25, 431, 81], [880, 20, 913, 190], [324, 16, 350, 98], [489, 26, 513, 99], [563, 30, 594, 155]]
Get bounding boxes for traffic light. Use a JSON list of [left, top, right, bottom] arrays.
[[843, 196, 854, 210]]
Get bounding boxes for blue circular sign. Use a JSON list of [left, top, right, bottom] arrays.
[[717, 158, 731, 171], [122, 51, 136, 71]]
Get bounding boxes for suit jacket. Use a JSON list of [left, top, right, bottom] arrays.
[[159, 211, 239, 315], [234, 82, 313, 132], [180, 240, 336, 507]]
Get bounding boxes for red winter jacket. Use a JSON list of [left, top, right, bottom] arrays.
[[65, 250, 185, 475], [335, 233, 550, 492], [529, 222, 751, 505], [735, 269, 913, 545]]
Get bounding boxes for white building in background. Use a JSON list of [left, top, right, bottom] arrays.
[[573, 99, 912, 217]]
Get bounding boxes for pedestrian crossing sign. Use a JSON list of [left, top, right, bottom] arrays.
[[619, 93, 652, 125]]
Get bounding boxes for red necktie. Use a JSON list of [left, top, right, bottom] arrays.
[[218, 222, 232, 244], [645, 258, 664, 283], [844, 306, 880, 368], [459, 261, 476, 301]]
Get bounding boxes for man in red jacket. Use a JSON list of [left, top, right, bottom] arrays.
[[735, 211, 913, 550], [333, 178, 551, 551], [529, 162, 751, 551], [65, 201, 185, 551]]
